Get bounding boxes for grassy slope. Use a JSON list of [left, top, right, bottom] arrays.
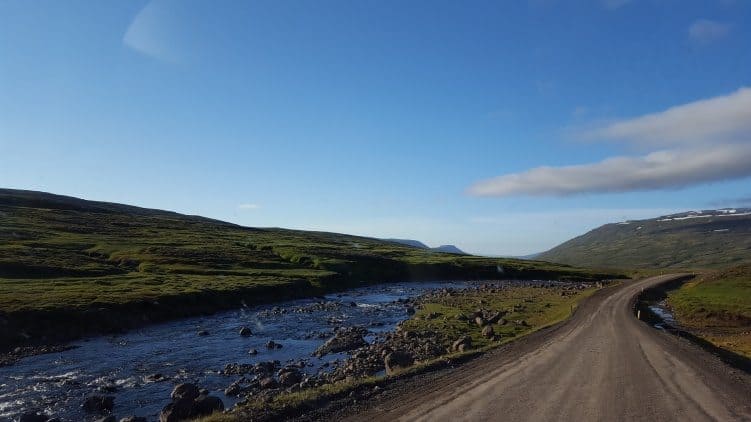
[[668, 265, 751, 358], [538, 211, 751, 269], [0, 189, 614, 348]]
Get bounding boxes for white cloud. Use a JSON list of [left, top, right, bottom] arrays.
[[580, 87, 751, 146], [468, 144, 751, 197], [689, 19, 732, 44], [472, 87, 751, 197], [238, 203, 260, 210], [123, 0, 180, 62]]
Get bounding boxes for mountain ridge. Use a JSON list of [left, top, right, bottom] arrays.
[[538, 208, 751, 269]]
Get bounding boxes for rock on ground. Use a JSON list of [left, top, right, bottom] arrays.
[[385, 351, 415, 375]]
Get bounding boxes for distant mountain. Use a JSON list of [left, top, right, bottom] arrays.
[[382, 238, 430, 249], [383, 239, 467, 255], [537, 208, 751, 269], [432, 245, 467, 255]]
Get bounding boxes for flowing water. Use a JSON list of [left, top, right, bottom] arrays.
[[0, 280, 479, 421], [648, 299, 679, 330]]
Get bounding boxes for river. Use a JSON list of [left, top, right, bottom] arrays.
[[0, 280, 482, 421]]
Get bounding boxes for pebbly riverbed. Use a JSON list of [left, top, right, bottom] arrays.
[[0, 280, 489, 421]]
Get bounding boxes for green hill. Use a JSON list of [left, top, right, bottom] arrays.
[[538, 209, 751, 269], [0, 189, 610, 349]]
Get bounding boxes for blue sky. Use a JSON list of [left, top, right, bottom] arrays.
[[1, 0, 750, 255]]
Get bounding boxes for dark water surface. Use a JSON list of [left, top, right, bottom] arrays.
[[0, 280, 474, 421], [648, 299, 679, 330]]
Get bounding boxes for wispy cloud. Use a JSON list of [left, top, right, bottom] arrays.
[[123, 0, 179, 62], [579, 87, 751, 146], [688, 19, 732, 44], [238, 203, 260, 210], [469, 144, 751, 197], [468, 87, 751, 197]]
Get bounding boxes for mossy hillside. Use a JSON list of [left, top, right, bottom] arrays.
[[0, 189, 616, 348], [538, 210, 751, 269]]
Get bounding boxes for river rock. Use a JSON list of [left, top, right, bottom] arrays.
[[82, 395, 114, 414], [171, 383, 200, 401], [314, 327, 368, 357], [197, 330, 210, 336], [160, 385, 224, 422], [224, 382, 242, 397], [159, 398, 194, 422], [279, 369, 303, 387], [239, 327, 252, 337], [266, 340, 282, 349], [193, 395, 224, 416], [259, 377, 279, 389], [384, 351, 414, 375], [145, 373, 167, 382], [248, 348, 258, 355], [120, 417, 148, 422]]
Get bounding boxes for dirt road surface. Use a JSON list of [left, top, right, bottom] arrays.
[[348, 275, 751, 421]]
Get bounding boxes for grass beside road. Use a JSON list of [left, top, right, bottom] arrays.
[[668, 265, 751, 358]]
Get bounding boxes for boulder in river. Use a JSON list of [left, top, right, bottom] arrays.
[[145, 373, 167, 382], [239, 327, 252, 337], [171, 383, 200, 401], [259, 377, 279, 389], [159, 398, 194, 422], [384, 351, 414, 375], [224, 382, 242, 397], [266, 340, 282, 349], [314, 327, 368, 357], [82, 395, 115, 414], [278, 369, 303, 387], [120, 417, 148, 422], [197, 330, 210, 336]]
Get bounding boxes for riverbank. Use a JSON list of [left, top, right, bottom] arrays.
[[667, 265, 751, 359], [201, 279, 604, 422], [0, 189, 620, 354], [635, 270, 751, 373]]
